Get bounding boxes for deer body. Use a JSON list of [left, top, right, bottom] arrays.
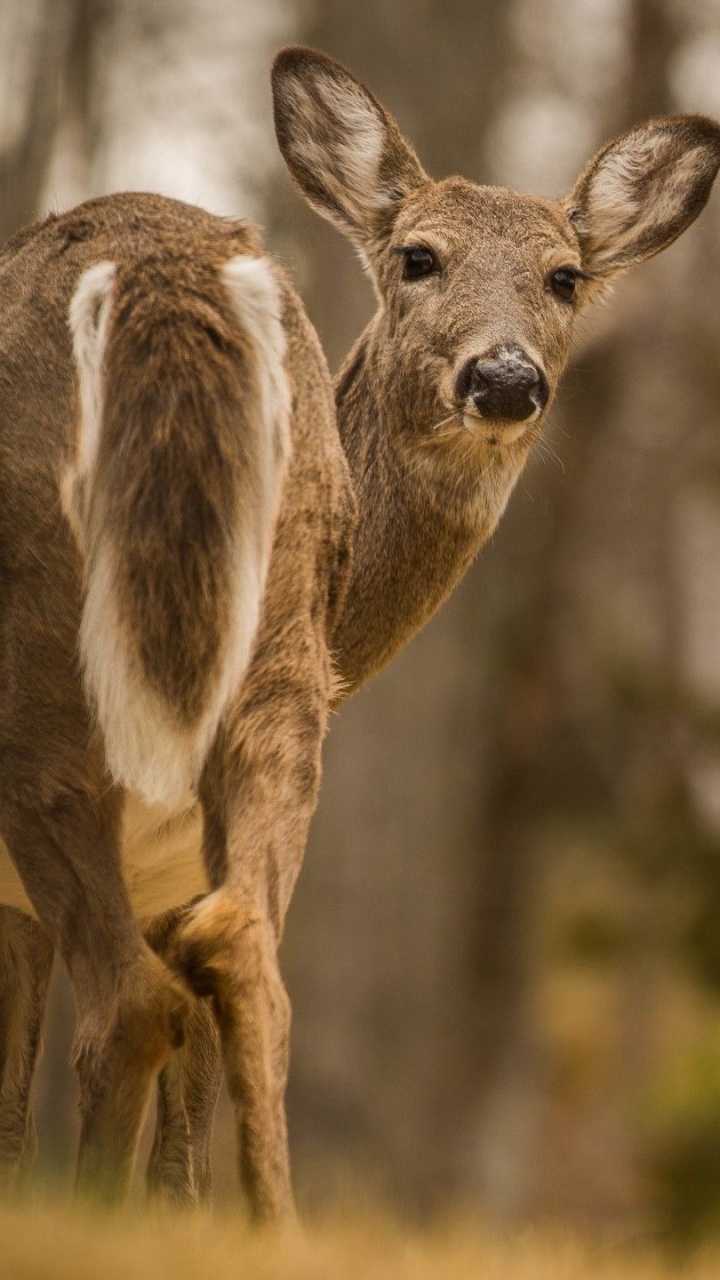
[[1, 48, 719, 1221], [0, 189, 353, 1212]]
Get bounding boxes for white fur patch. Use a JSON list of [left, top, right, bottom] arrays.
[[67, 256, 291, 808], [0, 793, 207, 920], [63, 261, 116, 544], [80, 537, 212, 806], [222, 256, 292, 477], [120, 791, 206, 920], [215, 255, 291, 727]]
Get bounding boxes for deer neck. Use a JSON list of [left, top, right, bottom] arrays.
[[331, 321, 526, 697]]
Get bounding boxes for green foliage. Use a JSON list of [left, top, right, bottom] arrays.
[[646, 1031, 720, 1245], [557, 908, 631, 965], [652, 1117, 720, 1246]]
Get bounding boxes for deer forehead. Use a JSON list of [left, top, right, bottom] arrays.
[[391, 178, 580, 266]]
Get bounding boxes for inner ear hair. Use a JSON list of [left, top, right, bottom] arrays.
[[568, 113, 720, 276]]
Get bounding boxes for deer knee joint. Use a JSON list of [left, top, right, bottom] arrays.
[[72, 953, 190, 1098], [170, 892, 281, 1012]]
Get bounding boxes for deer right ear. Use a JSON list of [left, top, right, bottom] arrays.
[[272, 47, 428, 249], [568, 115, 720, 277]]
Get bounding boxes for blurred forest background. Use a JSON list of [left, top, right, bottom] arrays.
[[3, 0, 720, 1247]]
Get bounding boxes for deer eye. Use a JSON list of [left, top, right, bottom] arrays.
[[402, 245, 440, 280], [549, 267, 580, 301]]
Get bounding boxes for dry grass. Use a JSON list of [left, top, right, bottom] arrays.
[[1, 1202, 720, 1280]]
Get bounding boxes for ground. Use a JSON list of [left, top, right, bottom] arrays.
[[2, 1202, 720, 1279]]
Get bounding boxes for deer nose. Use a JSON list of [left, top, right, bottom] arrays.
[[456, 346, 548, 423]]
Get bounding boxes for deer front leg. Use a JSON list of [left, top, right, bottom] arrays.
[[171, 678, 327, 1224], [0, 907, 54, 1189]]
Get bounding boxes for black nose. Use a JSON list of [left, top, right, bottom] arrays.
[[456, 346, 548, 422]]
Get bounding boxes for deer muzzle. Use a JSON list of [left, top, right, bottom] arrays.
[[456, 344, 549, 426]]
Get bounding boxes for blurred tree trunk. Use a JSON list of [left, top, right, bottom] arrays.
[[0, 0, 75, 243]]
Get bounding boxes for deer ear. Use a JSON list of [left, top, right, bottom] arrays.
[[567, 115, 720, 277], [272, 46, 428, 248]]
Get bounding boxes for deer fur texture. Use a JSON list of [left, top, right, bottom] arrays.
[[0, 46, 719, 1222]]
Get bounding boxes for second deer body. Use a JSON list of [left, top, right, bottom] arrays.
[[0, 47, 718, 1220]]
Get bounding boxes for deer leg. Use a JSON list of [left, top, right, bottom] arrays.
[[0, 907, 54, 1188], [145, 990, 221, 1205], [0, 782, 190, 1203], [180, 998, 223, 1201], [144, 905, 222, 1205], [171, 674, 328, 1224], [174, 896, 295, 1223]]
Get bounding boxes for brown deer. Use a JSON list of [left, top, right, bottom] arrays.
[[0, 46, 718, 1222]]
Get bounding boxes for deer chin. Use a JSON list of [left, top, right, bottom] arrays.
[[462, 411, 538, 446]]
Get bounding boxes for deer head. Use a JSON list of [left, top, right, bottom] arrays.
[[273, 48, 720, 449]]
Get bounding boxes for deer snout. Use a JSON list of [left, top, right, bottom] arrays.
[[456, 345, 549, 424]]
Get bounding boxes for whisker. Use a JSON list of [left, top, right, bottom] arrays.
[[433, 410, 462, 432], [533, 437, 566, 474], [541, 438, 566, 472]]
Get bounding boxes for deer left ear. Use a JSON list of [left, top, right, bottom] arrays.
[[272, 46, 428, 250], [567, 115, 720, 277]]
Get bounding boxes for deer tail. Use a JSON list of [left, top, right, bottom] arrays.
[[64, 253, 291, 805]]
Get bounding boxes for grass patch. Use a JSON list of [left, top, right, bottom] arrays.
[[2, 1201, 720, 1280]]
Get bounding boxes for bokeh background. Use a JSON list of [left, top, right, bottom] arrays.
[[4, 0, 720, 1247]]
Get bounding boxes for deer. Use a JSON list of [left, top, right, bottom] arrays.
[[0, 45, 718, 1224]]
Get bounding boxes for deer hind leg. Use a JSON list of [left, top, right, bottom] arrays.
[[171, 897, 294, 1223], [0, 781, 190, 1203], [176, 898, 293, 1222], [145, 906, 222, 1205], [0, 907, 54, 1189], [170, 668, 328, 1224]]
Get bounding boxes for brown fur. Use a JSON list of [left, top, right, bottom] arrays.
[[0, 910, 53, 1187], [101, 245, 261, 723], [144, 904, 222, 1206], [0, 49, 718, 1222]]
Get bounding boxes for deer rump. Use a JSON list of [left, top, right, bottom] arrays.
[[63, 253, 291, 808]]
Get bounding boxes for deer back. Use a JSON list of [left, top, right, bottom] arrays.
[[0, 193, 354, 811]]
